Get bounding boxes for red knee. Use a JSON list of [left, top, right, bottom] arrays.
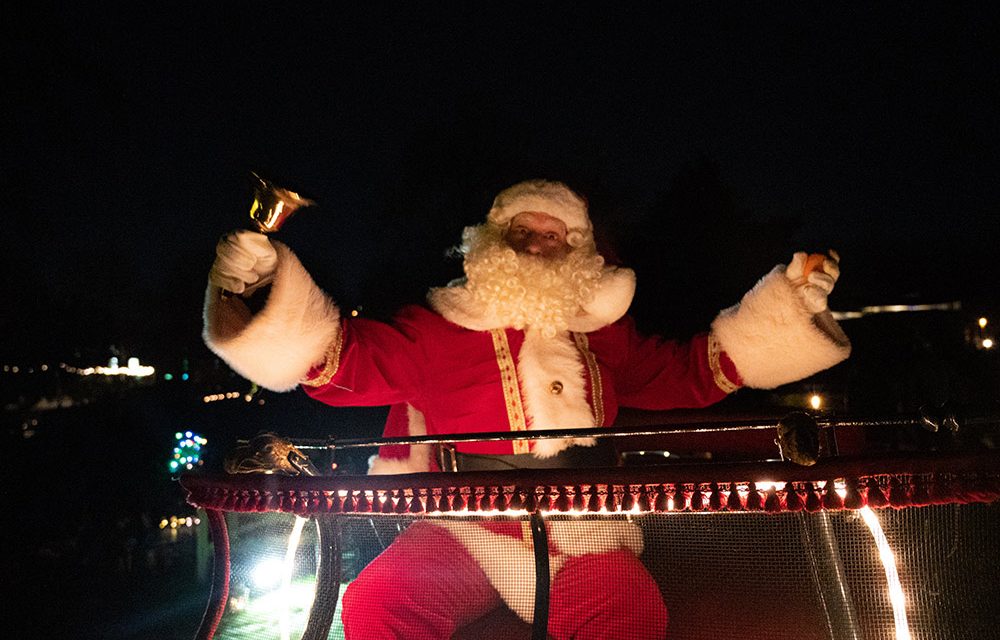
[[550, 550, 668, 640]]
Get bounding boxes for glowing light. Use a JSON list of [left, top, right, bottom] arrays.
[[809, 394, 822, 410], [983, 339, 994, 349], [280, 516, 308, 640], [229, 594, 248, 611], [164, 373, 173, 381], [754, 480, 780, 492], [252, 558, 285, 589], [169, 431, 207, 471], [979, 317, 988, 328], [71, 357, 155, 377], [204, 390, 245, 403], [859, 507, 911, 640], [832, 301, 961, 320], [160, 514, 199, 529]]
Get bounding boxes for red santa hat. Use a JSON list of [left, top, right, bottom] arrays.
[[487, 179, 594, 249]]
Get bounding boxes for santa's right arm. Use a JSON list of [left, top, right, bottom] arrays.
[[203, 235, 422, 401]]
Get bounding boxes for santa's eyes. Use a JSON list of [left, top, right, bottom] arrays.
[[509, 227, 561, 242]]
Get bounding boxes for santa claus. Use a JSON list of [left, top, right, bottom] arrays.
[[203, 179, 849, 639]]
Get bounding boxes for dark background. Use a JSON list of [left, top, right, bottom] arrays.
[[3, 4, 998, 357], [2, 4, 999, 639]]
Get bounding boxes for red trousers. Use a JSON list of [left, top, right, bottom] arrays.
[[341, 522, 668, 639]]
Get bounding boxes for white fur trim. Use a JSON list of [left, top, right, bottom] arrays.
[[430, 521, 560, 623], [569, 267, 636, 332], [711, 266, 851, 389], [426, 283, 496, 331], [431, 518, 642, 623], [547, 520, 644, 557], [487, 180, 591, 240], [203, 242, 341, 392], [367, 453, 431, 475], [519, 329, 597, 457], [368, 405, 434, 475]]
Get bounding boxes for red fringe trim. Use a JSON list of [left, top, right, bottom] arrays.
[[181, 453, 1000, 516]]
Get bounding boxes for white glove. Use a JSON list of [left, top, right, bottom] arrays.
[[785, 250, 840, 314], [209, 229, 279, 296]]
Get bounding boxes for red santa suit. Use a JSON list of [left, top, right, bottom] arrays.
[[204, 254, 849, 638], [203, 182, 851, 639]]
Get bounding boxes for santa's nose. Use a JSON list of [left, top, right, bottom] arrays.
[[524, 237, 545, 254]]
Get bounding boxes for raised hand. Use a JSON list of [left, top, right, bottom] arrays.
[[785, 250, 840, 314], [209, 229, 279, 295]]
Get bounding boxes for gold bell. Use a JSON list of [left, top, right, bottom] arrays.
[[248, 171, 315, 233]]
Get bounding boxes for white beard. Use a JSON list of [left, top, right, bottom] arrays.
[[460, 225, 605, 338]]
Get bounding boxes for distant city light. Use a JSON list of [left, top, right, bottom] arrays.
[[164, 373, 174, 381], [68, 356, 155, 377], [979, 317, 989, 329], [159, 515, 201, 529], [984, 339, 994, 350], [809, 394, 823, 410], [832, 301, 961, 320], [203, 391, 243, 403]]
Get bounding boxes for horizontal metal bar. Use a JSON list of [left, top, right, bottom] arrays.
[[284, 413, 999, 451], [294, 420, 782, 450]]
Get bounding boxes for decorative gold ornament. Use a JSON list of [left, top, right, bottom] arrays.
[[775, 412, 820, 466], [224, 432, 319, 476]]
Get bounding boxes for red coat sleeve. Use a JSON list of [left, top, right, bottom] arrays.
[[607, 316, 742, 411], [302, 307, 429, 407]]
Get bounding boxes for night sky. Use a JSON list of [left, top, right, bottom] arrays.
[[3, 5, 998, 363]]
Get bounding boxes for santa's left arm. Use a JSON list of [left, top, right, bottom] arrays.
[[710, 252, 850, 389], [614, 252, 848, 409]]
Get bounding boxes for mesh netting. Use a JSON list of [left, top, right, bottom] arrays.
[[205, 503, 999, 640], [642, 504, 1000, 640], [213, 512, 333, 640]]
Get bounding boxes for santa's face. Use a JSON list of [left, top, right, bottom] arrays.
[[503, 211, 571, 260], [459, 216, 604, 337]]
